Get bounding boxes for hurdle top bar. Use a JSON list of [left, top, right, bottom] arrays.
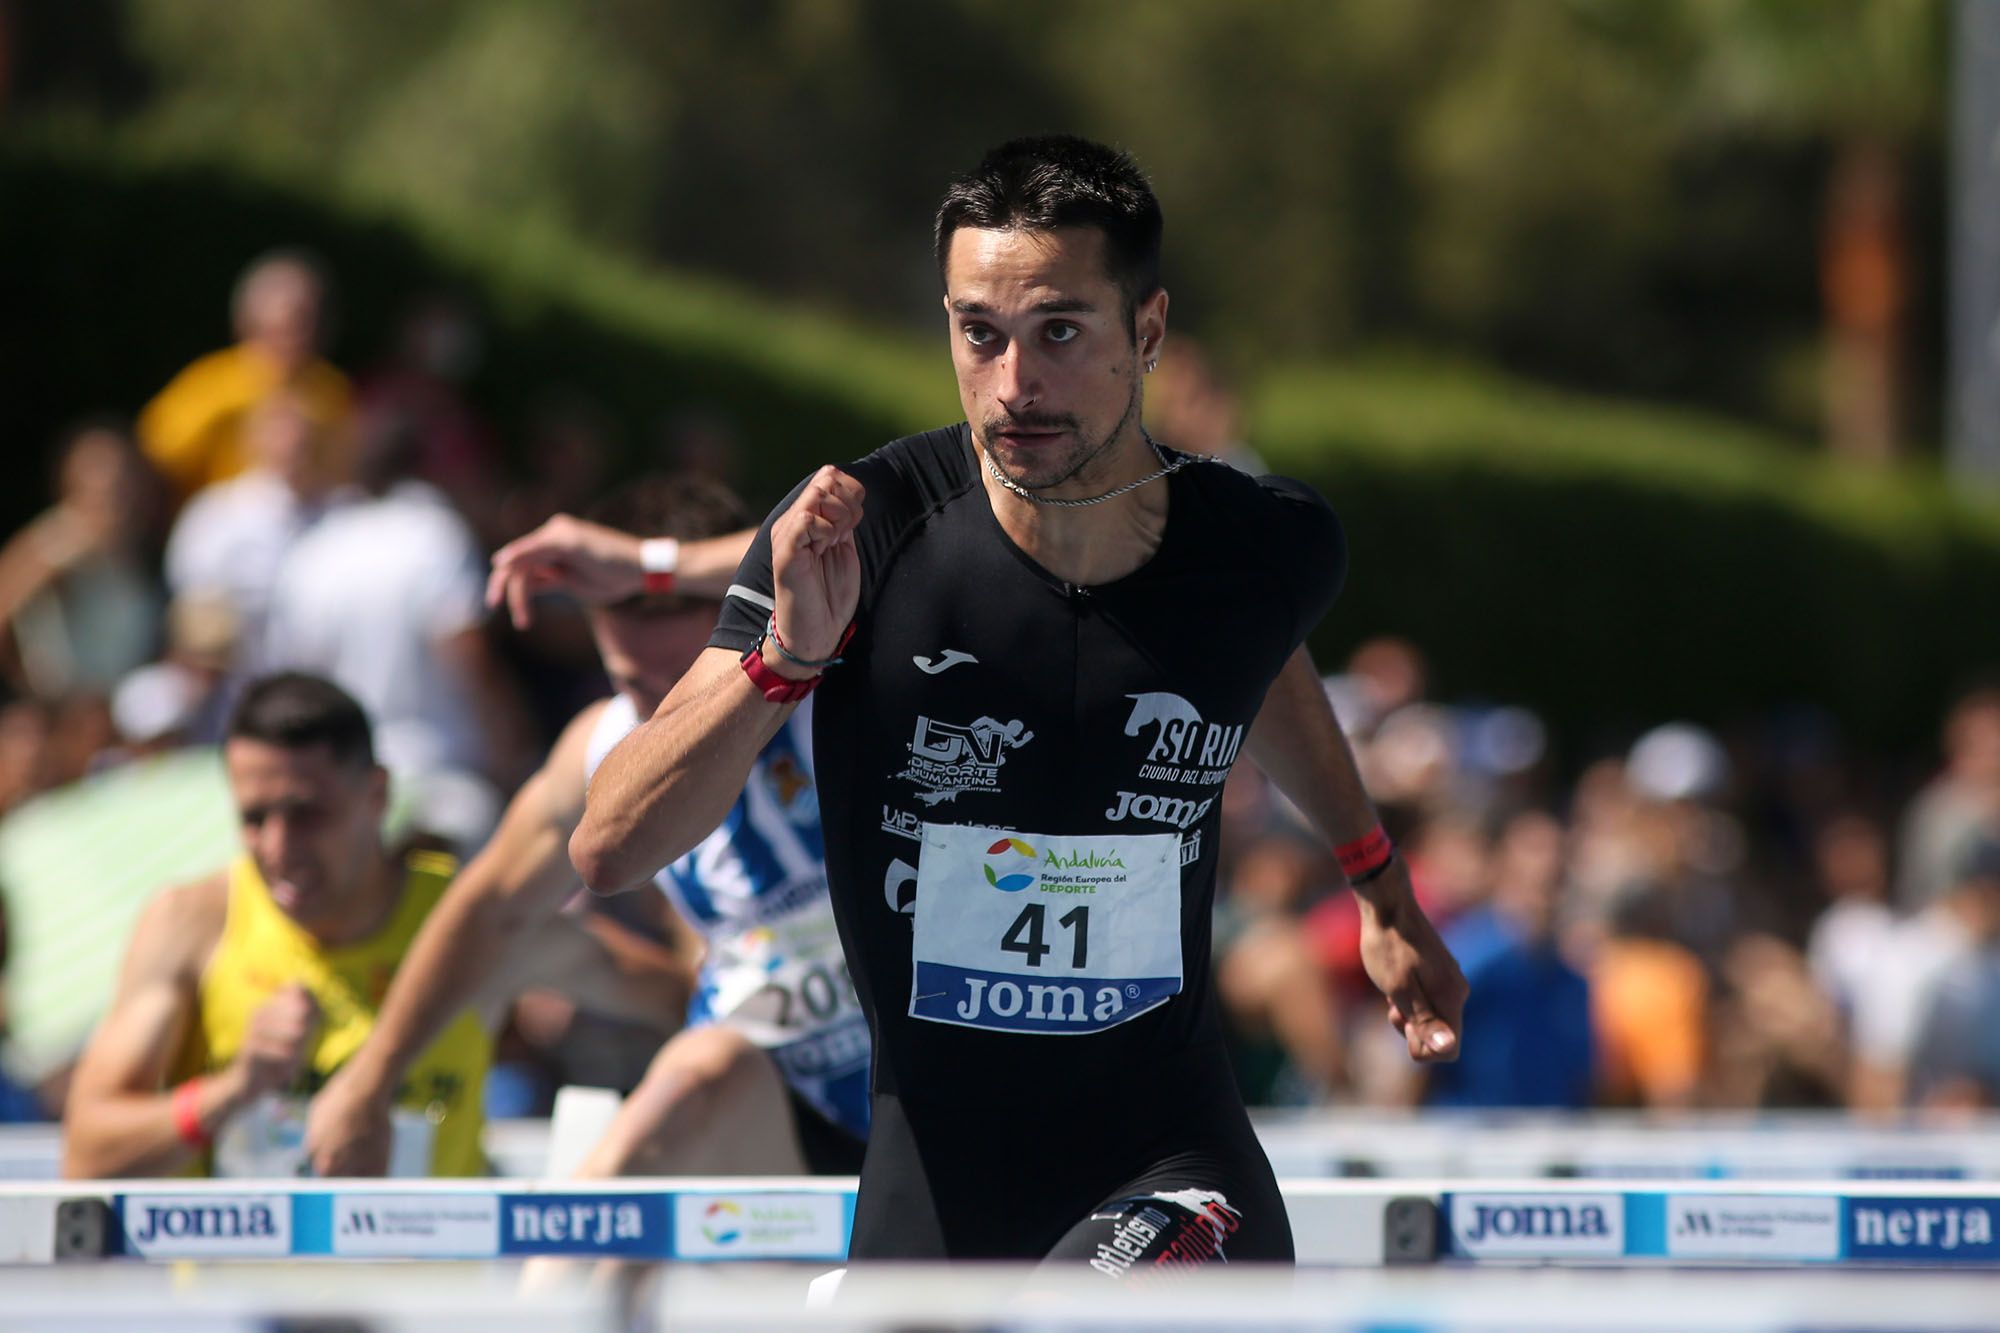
[[7, 1177, 2000, 1269]]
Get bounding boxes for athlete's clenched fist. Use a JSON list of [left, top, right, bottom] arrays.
[[769, 466, 866, 669]]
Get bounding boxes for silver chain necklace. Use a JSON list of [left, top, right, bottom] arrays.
[[981, 430, 1210, 508]]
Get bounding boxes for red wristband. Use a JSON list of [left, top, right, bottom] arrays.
[[1335, 824, 1394, 881], [171, 1077, 211, 1149], [741, 644, 824, 703]]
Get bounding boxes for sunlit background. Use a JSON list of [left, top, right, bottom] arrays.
[[2, 0, 1999, 1132]]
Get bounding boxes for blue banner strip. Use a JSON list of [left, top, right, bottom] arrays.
[[294, 1193, 333, 1255], [1624, 1192, 1666, 1258]]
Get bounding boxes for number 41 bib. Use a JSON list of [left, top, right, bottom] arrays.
[[910, 824, 1182, 1035]]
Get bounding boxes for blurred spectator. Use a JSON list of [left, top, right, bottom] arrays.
[[108, 594, 241, 759], [1805, 812, 1897, 1028], [1621, 722, 1744, 975], [1591, 887, 1709, 1108], [1323, 636, 1429, 743], [109, 662, 207, 759], [657, 406, 745, 490], [263, 411, 535, 852], [0, 890, 51, 1122], [357, 295, 505, 544], [1907, 838, 2000, 1109], [1849, 839, 1991, 1112], [138, 249, 353, 503], [0, 421, 164, 699], [1214, 834, 1345, 1105], [165, 391, 352, 665], [47, 693, 117, 787], [1426, 811, 1593, 1109], [498, 392, 615, 542], [1895, 688, 2000, 913], [0, 700, 55, 817], [1143, 337, 1268, 474], [1709, 932, 1843, 1108]]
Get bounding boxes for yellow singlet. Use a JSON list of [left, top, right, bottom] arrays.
[[180, 849, 490, 1176]]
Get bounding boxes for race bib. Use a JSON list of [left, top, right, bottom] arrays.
[[910, 824, 1181, 1035], [702, 893, 862, 1048], [213, 1095, 434, 1178]]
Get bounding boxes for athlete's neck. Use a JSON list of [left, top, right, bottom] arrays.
[[302, 852, 404, 948], [977, 429, 1170, 587]]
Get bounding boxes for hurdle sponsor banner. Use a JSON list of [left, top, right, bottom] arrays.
[[673, 1191, 849, 1260], [497, 1192, 669, 1258], [1662, 1194, 1841, 1261], [326, 1192, 500, 1258], [1845, 1195, 2000, 1262], [1442, 1192, 1625, 1259], [117, 1192, 292, 1258]]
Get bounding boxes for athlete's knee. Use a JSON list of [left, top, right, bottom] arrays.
[[632, 1026, 773, 1125]]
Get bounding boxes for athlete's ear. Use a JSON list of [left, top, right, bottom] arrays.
[[365, 763, 390, 819], [1135, 288, 1168, 370]]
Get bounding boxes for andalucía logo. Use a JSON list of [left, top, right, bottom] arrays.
[[702, 1201, 743, 1245], [984, 837, 1038, 891]]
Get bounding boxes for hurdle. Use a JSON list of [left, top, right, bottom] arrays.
[[6, 1177, 1999, 1268]]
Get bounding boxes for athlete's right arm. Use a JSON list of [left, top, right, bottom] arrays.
[[62, 878, 315, 1178], [571, 466, 864, 892], [304, 703, 610, 1177]]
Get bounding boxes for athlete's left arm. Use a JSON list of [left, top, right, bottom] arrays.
[[1246, 646, 1466, 1064], [502, 902, 692, 1029]]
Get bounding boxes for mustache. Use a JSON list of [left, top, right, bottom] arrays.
[[984, 411, 1078, 435]]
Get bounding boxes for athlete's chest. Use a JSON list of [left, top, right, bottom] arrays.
[[843, 520, 1287, 835]]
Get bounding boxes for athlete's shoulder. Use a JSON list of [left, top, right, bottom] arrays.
[[130, 871, 230, 984], [1181, 457, 1342, 546], [840, 425, 976, 522], [1251, 471, 1344, 553], [1184, 460, 1347, 634]]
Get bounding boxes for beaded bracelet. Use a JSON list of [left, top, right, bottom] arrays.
[[764, 614, 852, 671]]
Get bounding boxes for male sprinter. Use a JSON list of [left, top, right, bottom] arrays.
[[305, 477, 869, 1179], [573, 137, 1466, 1269], [62, 672, 676, 1178]]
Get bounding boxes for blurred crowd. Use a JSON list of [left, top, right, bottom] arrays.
[[1215, 636, 2000, 1119], [0, 250, 744, 1124], [1, 249, 1997, 1131]]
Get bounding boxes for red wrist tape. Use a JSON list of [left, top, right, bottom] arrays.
[[171, 1077, 210, 1149], [1335, 824, 1394, 880]]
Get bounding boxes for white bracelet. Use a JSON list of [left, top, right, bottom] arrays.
[[639, 537, 681, 592]]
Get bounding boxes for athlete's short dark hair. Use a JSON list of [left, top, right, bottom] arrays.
[[585, 474, 750, 615], [934, 135, 1163, 332], [226, 672, 375, 772]]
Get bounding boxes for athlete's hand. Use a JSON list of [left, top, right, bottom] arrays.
[[768, 466, 864, 669], [487, 514, 646, 630], [229, 984, 321, 1098], [303, 1059, 395, 1178], [1353, 861, 1465, 1064]]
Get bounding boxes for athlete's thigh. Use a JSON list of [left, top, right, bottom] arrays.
[[1044, 1174, 1294, 1277]]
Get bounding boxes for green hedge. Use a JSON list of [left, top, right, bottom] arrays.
[[6, 146, 1997, 749], [0, 145, 957, 528], [1256, 359, 2000, 748]]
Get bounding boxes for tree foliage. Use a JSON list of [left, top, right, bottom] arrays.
[[9, 0, 1950, 439]]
